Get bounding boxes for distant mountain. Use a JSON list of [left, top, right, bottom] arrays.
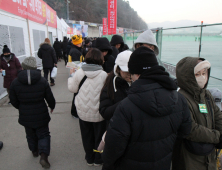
[[148, 20, 222, 35], [44, 0, 148, 30]]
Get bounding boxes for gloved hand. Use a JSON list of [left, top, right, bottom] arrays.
[[216, 135, 222, 149]]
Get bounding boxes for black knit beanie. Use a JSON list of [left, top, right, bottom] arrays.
[[3, 45, 10, 54], [128, 46, 158, 74]]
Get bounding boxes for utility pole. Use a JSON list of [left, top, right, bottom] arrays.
[[67, 0, 70, 22]]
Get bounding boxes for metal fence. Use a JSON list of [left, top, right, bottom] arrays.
[[103, 23, 222, 91]]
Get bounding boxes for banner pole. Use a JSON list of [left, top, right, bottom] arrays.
[[26, 19, 32, 56]]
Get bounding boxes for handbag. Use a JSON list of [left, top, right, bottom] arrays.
[[71, 75, 87, 117], [51, 67, 57, 79], [184, 97, 215, 156]]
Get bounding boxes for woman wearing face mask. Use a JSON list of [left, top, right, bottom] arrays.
[[0, 45, 22, 104], [172, 57, 222, 170], [99, 51, 132, 126]]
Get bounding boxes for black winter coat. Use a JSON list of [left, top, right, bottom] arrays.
[[67, 40, 72, 55], [10, 70, 56, 129], [100, 77, 129, 121], [53, 40, 62, 56], [102, 78, 191, 170], [82, 45, 92, 57], [37, 42, 57, 69], [111, 46, 119, 60], [103, 54, 115, 73], [92, 40, 96, 48], [61, 37, 68, 52], [68, 44, 84, 62]]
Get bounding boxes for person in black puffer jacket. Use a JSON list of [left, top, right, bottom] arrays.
[[102, 47, 192, 170], [61, 36, 68, 65], [68, 35, 84, 62], [96, 38, 115, 73], [110, 35, 124, 59], [10, 57, 55, 169], [67, 39, 72, 56], [53, 38, 62, 61], [82, 39, 92, 57], [100, 51, 132, 126], [37, 38, 57, 86], [91, 37, 97, 48]]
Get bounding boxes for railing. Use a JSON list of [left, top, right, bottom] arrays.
[[103, 23, 222, 91]]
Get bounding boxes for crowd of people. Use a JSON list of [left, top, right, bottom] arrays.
[[0, 29, 222, 170]]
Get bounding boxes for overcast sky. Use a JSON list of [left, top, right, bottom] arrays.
[[127, 0, 222, 24]]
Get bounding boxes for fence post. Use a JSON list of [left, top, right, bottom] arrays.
[[198, 21, 203, 58], [156, 28, 163, 59]]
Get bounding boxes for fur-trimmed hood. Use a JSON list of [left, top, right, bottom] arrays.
[[39, 42, 52, 51], [40, 42, 51, 47]]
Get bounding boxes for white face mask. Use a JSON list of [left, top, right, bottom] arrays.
[[196, 75, 207, 89]]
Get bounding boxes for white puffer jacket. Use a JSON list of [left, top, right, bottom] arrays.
[[68, 64, 107, 122]]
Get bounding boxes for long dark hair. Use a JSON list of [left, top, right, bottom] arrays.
[[101, 66, 121, 100]]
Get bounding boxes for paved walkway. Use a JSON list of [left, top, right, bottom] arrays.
[[0, 61, 102, 170]]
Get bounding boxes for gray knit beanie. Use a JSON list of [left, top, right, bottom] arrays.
[[22, 57, 37, 70]]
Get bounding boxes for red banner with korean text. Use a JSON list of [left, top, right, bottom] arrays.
[[0, 0, 57, 28], [107, 0, 117, 35], [103, 18, 107, 35]]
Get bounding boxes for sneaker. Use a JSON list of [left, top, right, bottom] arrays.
[[94, 163, 103, 166], [32, 150, 39, 157], [50, 83, 55, 86], [87, 163, 94, 166], [72, 115, 79, 119], [40, 153, 50, 168]]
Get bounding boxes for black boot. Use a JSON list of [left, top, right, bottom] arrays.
[[32, 150, 39, 157], [0, 141, 3, 150], [40, 153, 50, 168]]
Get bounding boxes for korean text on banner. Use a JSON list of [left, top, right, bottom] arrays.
[[103, 18, 107, 35], [0, 0, 57, 28], [108, 0, 117, 35]]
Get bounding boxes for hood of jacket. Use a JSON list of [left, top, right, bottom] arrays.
[[96, 38, 113, 55], [40, 42, 52, 51], [134, 29, 159, 56], [82, 64, 104, 78], [110, 35, 124, 49], [128, 78, 178, 117], [17, 70, 41, 85], [176, 57, 210, 101]]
